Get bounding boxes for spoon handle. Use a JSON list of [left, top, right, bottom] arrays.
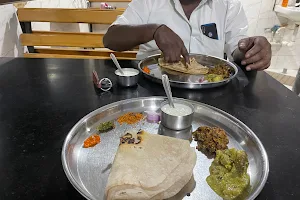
[[162, 74, 175, 108], [110, 53, 124, 75]]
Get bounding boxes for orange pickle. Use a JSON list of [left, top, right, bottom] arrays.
[[83, 135, 101, 148]]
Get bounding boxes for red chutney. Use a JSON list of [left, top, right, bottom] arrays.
[[83, 135, 101, 148]]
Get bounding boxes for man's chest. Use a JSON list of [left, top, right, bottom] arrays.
[[147, 1, 227, 41]]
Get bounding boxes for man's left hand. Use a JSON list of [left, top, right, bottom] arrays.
[[238, 36, 272, 71]]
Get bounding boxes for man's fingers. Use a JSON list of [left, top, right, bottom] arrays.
[[181, 46, 190, 64], [238, 38, 248, 49], [242, 49, 263, 65], [164, 54, 171, 63], [163, 50, 181, 63], [238, 37, 252, 52], [170, 53, 180, 63], [244, 44, 262, 59], [246, 60, 270, 71]]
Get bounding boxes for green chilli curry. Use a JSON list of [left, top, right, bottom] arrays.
[[206, 148, 250, 200]]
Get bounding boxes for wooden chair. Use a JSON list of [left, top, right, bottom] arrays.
[[17, 8, 137, 60]]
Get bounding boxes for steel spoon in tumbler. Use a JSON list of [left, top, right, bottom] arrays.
[[162, 74, 175, 108], [161, 74, 194, 130]]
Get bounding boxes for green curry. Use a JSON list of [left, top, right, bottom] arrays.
[[205, 74, 224, 82], [97, 121, 115, 133], [206, 148, 250, 200]]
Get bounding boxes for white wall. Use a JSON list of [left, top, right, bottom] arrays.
[[25, 0, 88, 32], [240, 0, 300, 69], [0, 4, 23, 57]]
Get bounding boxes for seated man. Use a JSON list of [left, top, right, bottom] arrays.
[[103, 0, 271, 71]]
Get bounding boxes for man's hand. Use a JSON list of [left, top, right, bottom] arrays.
[[154, 25, 189, 63], [238, 36, 271, 71]]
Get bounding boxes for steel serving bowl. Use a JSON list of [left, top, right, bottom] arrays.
[[115, 68, 139, 87], [160, 100, 195, 130]]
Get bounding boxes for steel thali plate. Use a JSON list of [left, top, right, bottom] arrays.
[[138, 54, 238, 89], [62, 97, 269, 200]]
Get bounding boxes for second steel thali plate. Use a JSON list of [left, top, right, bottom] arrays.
[[62, 97, 269, 200], [138, 54, 238, 89]]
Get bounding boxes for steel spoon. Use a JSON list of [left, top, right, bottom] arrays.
[[110, 53, 124, 75], [162, 74, 175, 108]]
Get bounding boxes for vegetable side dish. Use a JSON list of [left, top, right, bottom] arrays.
[[205, 74, 224, 82], [83, 135, 101, 148], [143, 66, 151, 74], [117, 112, 144, 125], [192, 126, 229, 154], [206, 148, 250, 200], [208, 64, 232, 79], [204, 64, 232, 82], [97, 121, 115, 133]]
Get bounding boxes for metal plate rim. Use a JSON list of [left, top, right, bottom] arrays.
[[137, 54, 239, 89], [61, 96, 269, 200]]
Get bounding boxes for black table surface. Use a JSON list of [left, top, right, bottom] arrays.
[[0, 58, 300, 200]]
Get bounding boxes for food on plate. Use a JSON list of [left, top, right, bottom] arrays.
[[158, 57, 209, 75], [208, 64, 232, 78], [161, 103, 193, 116], [142, 66, 151, 74], [206, 148, 250, 200], [145, 111, 160, 123], [117, 112, 144, 125], [115, 68, 139, 77], [105, 130, 197, 200], [205, 74, 224, 82], [97, 121, 115, 133], [162, 68, 184, 76], [192, 126, 229, 154], [203, 64, 232, 82], [83, 134, 101, 148]]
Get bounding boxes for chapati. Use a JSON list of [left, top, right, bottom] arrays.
[[105, 130, 196, 200], [158, 57, 209, 75]]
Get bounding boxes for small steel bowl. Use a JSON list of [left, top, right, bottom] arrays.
[[160, 100, 195, 131], [115, 68, 139, 87]]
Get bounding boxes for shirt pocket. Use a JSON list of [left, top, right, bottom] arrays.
[[200, 34, 225, 58]]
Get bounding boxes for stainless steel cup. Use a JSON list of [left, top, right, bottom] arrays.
[[115, 68, 139, 87], [160, 100, 194, 130]]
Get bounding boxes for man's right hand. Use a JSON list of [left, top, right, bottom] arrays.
[[153, 25, 189, 63]]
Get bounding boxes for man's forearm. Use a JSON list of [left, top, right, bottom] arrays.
[[103, 24, 160, 51]]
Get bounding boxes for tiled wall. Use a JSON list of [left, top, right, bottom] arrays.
[[241, 0, 300, 69]]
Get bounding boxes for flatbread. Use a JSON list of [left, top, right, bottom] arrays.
[[105, 131, 196, 200], [158, 57, 209, 75]]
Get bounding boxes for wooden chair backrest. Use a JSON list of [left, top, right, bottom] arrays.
[[17, 8, 137, 60], [18, 8, 123, 24]]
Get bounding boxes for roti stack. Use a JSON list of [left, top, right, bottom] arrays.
[[105, 131, 196, 200], [158, 57, 209, 75]]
